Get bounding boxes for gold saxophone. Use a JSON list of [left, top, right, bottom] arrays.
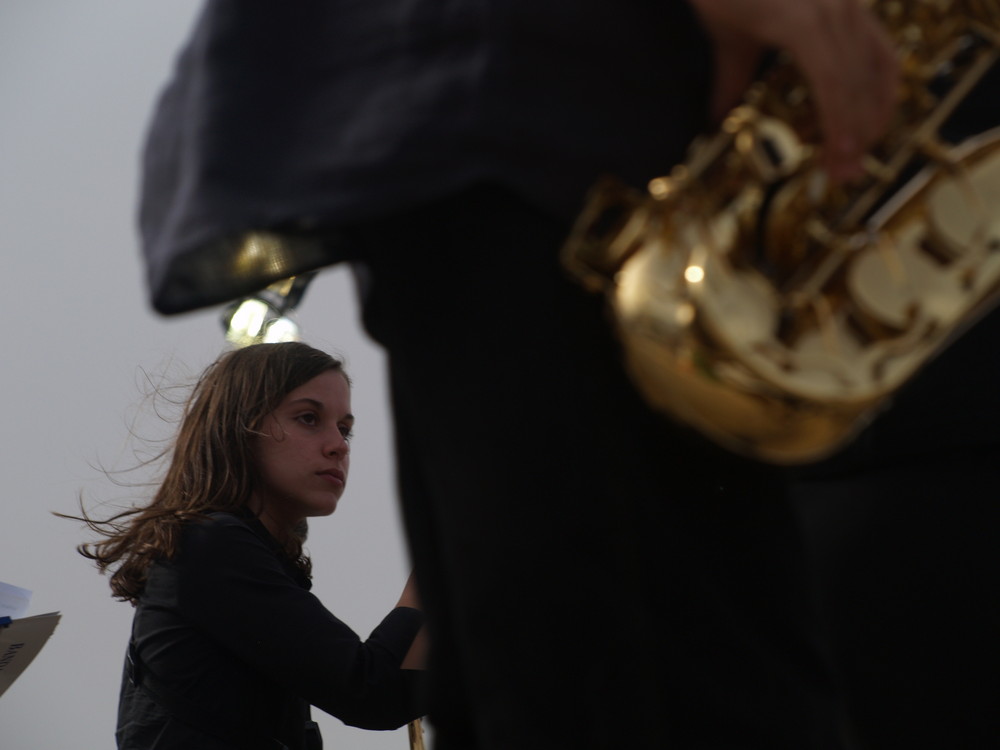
[[562, 0, 1000, 464]]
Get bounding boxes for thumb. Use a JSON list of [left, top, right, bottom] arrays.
[[708, 31, 765, 123]]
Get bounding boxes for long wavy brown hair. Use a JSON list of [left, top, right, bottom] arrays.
[[70, 342, 346, 603]]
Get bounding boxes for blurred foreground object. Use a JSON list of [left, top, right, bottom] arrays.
[[563, 0, 1000, 464], [221, 272, 316, 347]]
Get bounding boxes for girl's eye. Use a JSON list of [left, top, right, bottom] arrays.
[[339, 425, 354, 441], [297, 412, 319, 426]]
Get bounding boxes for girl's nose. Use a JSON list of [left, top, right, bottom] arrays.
[[325, 430, 349, 456]]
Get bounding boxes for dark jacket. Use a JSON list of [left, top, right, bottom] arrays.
[[138, 0, 712, 314], [116, 512, 425, 749]]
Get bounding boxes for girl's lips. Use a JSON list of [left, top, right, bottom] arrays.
[[317, 469, 345, 486]]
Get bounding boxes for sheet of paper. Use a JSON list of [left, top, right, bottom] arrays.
[[0, 582, 32, 620], [0, 612, 61, 699]]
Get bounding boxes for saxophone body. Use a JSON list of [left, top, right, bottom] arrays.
[[563, 0, 1000, 464]]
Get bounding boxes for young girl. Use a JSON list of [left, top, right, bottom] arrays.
[[74, 342, 426, 749]]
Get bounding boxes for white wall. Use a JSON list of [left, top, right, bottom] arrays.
[[0, 3, 421, 748]]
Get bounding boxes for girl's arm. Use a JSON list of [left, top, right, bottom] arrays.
[[396, 571, 428, 670]]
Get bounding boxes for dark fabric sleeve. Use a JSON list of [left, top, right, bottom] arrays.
[[176, 516, 426, 730], [139, 0, 712, 314]]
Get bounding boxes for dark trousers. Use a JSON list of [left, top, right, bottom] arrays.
[[349, 185, 849, 749], [794, 448, 1000, 750]]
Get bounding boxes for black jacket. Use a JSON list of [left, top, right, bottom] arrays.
[[116, 512, 425, 749]]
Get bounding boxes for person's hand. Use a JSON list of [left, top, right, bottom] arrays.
[[688, 0, 899, 183], [396, 570, 422, 610]]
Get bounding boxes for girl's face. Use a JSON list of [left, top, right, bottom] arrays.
[[250, 369, 353, 536]]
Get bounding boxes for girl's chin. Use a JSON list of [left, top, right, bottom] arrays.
[[281, 501, 341, 536], [310, 500, 340, 518]]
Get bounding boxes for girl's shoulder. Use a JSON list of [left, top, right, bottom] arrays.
[[179, 511, 306, 583], [179, 511, 272, 561]]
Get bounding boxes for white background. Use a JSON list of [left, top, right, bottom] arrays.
[[0, 3, 422, 748]]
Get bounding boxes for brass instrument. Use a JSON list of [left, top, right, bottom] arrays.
[[562, 0, 1000, 464], [408, 717, 427, 750], [221, 272, 316, 346]]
